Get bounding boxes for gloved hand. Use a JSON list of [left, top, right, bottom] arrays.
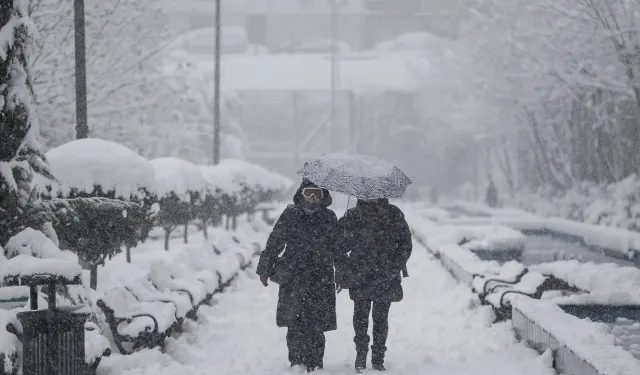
[[336, 284, 343, 294], [260, 275, 269, 287]]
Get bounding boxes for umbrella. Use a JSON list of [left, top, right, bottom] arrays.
[[296, 153, 412, 200]]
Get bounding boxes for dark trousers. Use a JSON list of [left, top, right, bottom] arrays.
[[286, 328, 325, 368], [353, 300, 391, 364]]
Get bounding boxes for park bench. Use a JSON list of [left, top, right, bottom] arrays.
[[125, 276, 193, 324], [475, 270, 584, 321], [96, 286, 179, 354], [149, 261, 211, 309]]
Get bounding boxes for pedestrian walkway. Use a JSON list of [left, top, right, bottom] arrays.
[[98, 238, 556, 375]]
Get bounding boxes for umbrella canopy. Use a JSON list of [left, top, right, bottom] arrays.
[[296, 153, 412, 199]]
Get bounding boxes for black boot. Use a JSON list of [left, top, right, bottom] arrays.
[[371, 345, 386, 371], [372, 363, 386, 371], [306, 364, 323, 372], [355, 349, 368, 372]]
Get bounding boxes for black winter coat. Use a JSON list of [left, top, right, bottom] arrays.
[[256, 181, 338, 332], [335, 199, 412, 302]]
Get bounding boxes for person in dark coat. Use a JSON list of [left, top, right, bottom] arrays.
[[485, 180, 498, 208], [256, 179, 338, 373], [335, 198, 412, 372]]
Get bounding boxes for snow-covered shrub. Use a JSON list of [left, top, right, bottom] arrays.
[[151, 157, 206, 250], [198, 165, 224, 239], [510, 175, 640, 232], [204, 159, 292, 231], [36, 138, 157, 289], [121, 189, 158, 263]]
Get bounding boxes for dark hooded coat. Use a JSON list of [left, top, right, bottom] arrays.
[[335, 199, 412, 302], [256, 180, 338, 332]]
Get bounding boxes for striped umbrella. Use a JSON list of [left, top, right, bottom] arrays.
[[296, 153, 412, 200]]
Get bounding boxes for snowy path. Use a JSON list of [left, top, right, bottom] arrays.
[[98, 239, 555, 375]]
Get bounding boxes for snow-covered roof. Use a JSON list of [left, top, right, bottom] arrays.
[[150, 157, 206, 199], [37, 138, 156, 199], [165, 54, 430, 94]]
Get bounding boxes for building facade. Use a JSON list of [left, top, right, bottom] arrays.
[[168, 0, 462, 50], [243, 0, 462, 50]]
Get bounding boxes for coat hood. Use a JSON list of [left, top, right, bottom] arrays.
[[293, 178, 332, 207]]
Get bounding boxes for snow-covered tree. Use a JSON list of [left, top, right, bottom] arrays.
[[30, 0, 175, 148], [124, 59, 248, 164], [0, 0, 55, 245], [429, 0, 640, 199]]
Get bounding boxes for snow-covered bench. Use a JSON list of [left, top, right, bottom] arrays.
[[96, 286, 179, 354], [84, 321, 112, 372], [148, 261, 210, 316], [474, 269, 584, 321], [124, 276, 194, 323], [97, 235, 263, 355]]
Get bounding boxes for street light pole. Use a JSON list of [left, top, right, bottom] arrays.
[[74, 0, 89, 139], [329, 0, 340, 152], [213, 0, 222, 164]]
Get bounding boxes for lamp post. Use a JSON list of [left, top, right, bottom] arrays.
[[213, 0, 222, 164], [329, 0, 342, 152], [74, 0, 89, 139]]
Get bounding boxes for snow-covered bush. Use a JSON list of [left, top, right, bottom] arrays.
[[36, 138, 156, 288], [198, 165, 224, 239], [509, 175, 640, 232], [151, 157, 206, 250], [202, 159, 292, 231]]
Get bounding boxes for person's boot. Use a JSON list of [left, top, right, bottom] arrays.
[[355, 350, 367, 372], [290, 364, 306, 374], [371, 345, 387, 371], [306, 364, 323, 373], [372, 363, 386, 371]]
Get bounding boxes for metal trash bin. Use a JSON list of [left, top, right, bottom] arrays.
[[17, 309, 90, 375]]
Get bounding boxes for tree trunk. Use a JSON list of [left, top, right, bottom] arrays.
[[184, 222, 189, 244], [126, 245, 131, 263], [232, 215, 237, 231], [90, 265, 98, 290], [225, 216, 230, 231], [203, 220, 208, 240], [164, 229, 170, 251]]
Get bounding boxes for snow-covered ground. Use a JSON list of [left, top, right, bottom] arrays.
[[96, 236, 554, 375]]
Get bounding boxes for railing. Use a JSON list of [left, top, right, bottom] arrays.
[[512, 307, 601, 375]]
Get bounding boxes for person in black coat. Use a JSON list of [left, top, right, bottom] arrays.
[[485, 180, 498, 208], [335, 198, 412, 372], [256, 179, 338, 373]]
